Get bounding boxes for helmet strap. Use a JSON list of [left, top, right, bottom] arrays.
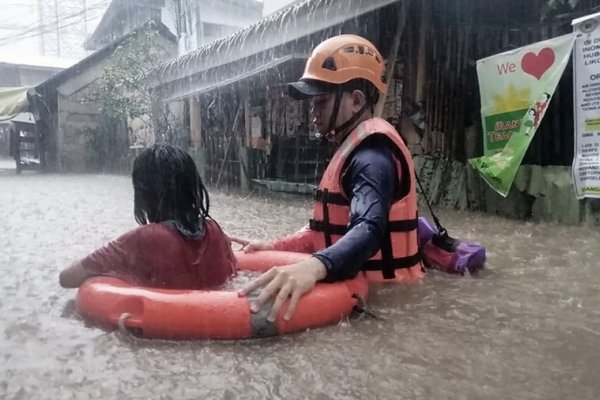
[[323, 89, 372, 143], [324, 88, 343, 142], [333, 102, 369, 137]]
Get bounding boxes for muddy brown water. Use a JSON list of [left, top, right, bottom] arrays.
[[1, 174, 599, 399]]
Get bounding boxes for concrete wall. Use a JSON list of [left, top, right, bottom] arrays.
[[199, 0, 261, 27], [262, 0, 302, 16], [53, 33, 175, 172], [87, 5, 162, 51], [57, 93, 99, 172], [55, 59, 108, 172], [171, 0, 262, 55]]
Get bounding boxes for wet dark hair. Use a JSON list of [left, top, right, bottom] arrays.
[[132, 144, 209, 233], [340, 78, 380, 106]]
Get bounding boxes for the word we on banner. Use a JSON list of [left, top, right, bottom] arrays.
[[470, 34, 575, 197], [573, 12, 600, 199]]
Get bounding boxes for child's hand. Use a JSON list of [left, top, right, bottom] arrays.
[[228, 236, 274, 253]]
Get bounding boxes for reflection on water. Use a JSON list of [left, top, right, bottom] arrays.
[[218, 270, 261, 292], [1, 174, 599, 399]]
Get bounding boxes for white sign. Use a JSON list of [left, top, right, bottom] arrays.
[[573, 12, 600, 199]]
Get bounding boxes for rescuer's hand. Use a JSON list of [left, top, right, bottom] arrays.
[[238, 257, 327, 322]]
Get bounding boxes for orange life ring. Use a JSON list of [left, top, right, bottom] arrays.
[[75, 251, 369, 340]]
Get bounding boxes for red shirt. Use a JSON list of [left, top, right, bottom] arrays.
[[80, 219, 237, 289]]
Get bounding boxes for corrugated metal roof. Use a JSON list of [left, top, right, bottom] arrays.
[[36, 20, 176, 93], [572, 10, 600, 25], [162, 53, 308, 102], [154, 0, 401, 86]]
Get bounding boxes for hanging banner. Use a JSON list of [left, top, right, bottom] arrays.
[[572, 12, 600, 199], [470, 34, 575, 197], [0, 87, 30, 122]]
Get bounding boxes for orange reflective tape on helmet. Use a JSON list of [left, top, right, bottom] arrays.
[[310, 118, 422, 284]]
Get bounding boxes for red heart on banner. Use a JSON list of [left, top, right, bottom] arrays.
[[521, 48, 555, 80]]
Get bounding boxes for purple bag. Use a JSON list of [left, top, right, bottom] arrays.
[[418, 217, 486, 276]]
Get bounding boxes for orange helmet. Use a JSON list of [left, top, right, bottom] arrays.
[[289, 34, 387, 99]]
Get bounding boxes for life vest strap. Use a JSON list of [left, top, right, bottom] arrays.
[[361, 252, 421, 273], [388, 219, 418, 232], [321, 189, 333, 247], [309, 219, 347, 236], [314, 189, 349, 206], [380, 222, 395, 279], [309, 218, 418, 235]]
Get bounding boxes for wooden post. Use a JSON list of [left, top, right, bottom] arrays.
[[244, 90, 251, 148], [189, 96, 202, 147], [216, 102, 243, 188], [12, 126, 21, 174], [56, 95, 64, 172], [239, 136, 250, 190], [375, 0, 410, 118], [415, 0, 428, 103], [189, 96, 206, 180]]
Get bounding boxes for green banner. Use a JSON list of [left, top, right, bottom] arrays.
[[470, 34, 576, 197]]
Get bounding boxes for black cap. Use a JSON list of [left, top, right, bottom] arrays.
[[288, 79, 337, 100]]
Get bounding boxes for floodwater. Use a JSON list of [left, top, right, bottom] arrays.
[[1, 173, 599, 400]]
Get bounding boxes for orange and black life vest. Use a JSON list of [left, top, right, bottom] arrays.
[[309, 118, 422, 283]]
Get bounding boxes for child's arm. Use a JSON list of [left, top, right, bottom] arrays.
[[59, 261, 96, 288], [229, 224, 315, 254], [58, 227, 144, 288], [271, 224, 315, 253]]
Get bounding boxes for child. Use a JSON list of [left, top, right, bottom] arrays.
[[59, 144, 236, 289]]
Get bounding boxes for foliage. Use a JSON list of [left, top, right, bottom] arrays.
[[83, 24, 176, 171], [542, 0, 582, 19], [97, 26, 169, 122], [545, 0, 581, 10]]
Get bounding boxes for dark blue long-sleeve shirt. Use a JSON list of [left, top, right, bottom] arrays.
[[313, 135, 399, 282]]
